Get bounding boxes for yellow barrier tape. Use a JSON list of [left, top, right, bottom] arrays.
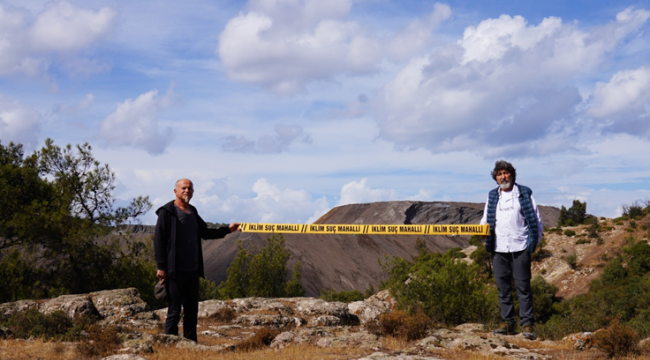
[[240, 223, 489, 236]]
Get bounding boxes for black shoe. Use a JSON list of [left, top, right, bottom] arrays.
[[493, 322, 515, 335], [522, 325, 536, 340]]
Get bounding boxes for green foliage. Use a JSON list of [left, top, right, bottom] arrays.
[[622, 201, 645, 220], [380, 247, 499, 325], [1, 309, 96, 341], [217, 235, 305, 299], [575, 238, 590, 245], [531, 275, 559, 323], [558, 200, 588, 227], [563, 229, 576, 237], [469, 236, 492, 277], [563, 253, 578, 269], [320, 289, 365, 303], [0, 139, 153, 303]]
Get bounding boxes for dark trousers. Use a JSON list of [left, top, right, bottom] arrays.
[[491, 250, 534, 326], [165, 270, 200, 342]]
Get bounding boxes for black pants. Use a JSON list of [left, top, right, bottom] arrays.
[[165, 270, 200, 342], [491, 250, 534, 326]]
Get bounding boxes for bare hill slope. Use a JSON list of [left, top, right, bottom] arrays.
[[203, 201, 560, 297]]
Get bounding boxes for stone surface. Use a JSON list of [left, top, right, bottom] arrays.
[[39, 294, 97, 319], [0, 300, 39, 317], [90, 288, 148, 322], [563, 332, 594, 350]]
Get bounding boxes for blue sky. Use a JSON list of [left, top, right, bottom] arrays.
[[2, 0, 650, 224]]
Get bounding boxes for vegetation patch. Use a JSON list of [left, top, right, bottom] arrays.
[[366, 310, 431, 341], [236, 328, 279, 352]]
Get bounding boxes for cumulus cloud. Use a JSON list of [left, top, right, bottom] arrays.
[[0, 95, 40, 149], [196, 178, 330, 223], [218, 0, 450, 94], [337, 178, 399, 206], [0, 1, 116, 77], [587, 67, 650, 136], [374, 8, 650, 157], [98, 88, 174, 155], [222, 123, 311, 153]]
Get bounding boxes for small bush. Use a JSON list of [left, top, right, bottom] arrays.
[[564, 253, 578, 269], [320, 289, 365, 303], [237, 328, 279, 352], [3, 309, 80, 340], [76, 324, 121, 358], [209, 307, 236, 323], [594, 320, 639, 358], [597, 237, 604, 245], [564, 230, 576, 237], [366, 310, 431, 341], [576, 238, 590, 245]]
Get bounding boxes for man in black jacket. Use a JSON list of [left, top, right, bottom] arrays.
[[154, 178, 240, 342]]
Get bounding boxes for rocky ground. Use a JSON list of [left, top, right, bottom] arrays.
[[0, 287, 623, 360]]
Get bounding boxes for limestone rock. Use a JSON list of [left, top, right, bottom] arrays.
[[563, 332, 594, 350], [90, 288, 148, 322], [40, 294, 97, 319], [348, 301, 388, 325], [197, 299, 235, 318], [294, 298, 348, 317], [230, 297, 293, 314], [0, 300, 39, 317]]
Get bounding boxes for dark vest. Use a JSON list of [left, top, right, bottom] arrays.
[[485, 184, 539, 254]]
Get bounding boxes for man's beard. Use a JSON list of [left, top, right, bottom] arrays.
[[499, 181, 512, 190]]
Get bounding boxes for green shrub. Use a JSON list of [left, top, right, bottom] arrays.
[[320, 289, 365, 303], [2, 309, 96, 341], [558, 200, 588, 226], [563, 230, 576, 237], [563, 253, 578, 269], [217, 235, 305, 299], [576, 238, 590, 245], [380, 249, 499, 326], [531, 275, 559, 323], [597, 237, 604, 245]]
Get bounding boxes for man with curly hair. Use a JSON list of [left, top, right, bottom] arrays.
[[480, 160, 543, 340]]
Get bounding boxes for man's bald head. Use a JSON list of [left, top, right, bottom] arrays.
[[174, 178, 194, 205]]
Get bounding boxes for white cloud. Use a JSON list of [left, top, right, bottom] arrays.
[[374, 8, 650, 157], [0, 95, 40, 149], [337, 178, 399, 206], [98, 88, 174, 155], [222, 123, 311, 153], [0, 1, 116, 76], [217, 0, 450, 94], [588, 67, 650, 136], [196, 178, 330, 223]]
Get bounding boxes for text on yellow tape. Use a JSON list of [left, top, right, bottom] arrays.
[[240, 223, 489, 236]]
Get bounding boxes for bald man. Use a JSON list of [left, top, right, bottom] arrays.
[[154, 178, 240, 342]]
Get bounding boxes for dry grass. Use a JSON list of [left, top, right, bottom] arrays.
[[0, 339, 78, 360], [147, 342, 371, 360], [380, 335, 410, 351]]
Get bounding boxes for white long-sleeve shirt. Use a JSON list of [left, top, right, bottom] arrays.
[[479, 185, 544, 253]]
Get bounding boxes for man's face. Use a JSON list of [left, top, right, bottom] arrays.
[[174, 179, 194, 204], [496, 169, 513, 190]]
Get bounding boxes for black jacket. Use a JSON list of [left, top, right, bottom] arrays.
[[153, 200, 230, 278]]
